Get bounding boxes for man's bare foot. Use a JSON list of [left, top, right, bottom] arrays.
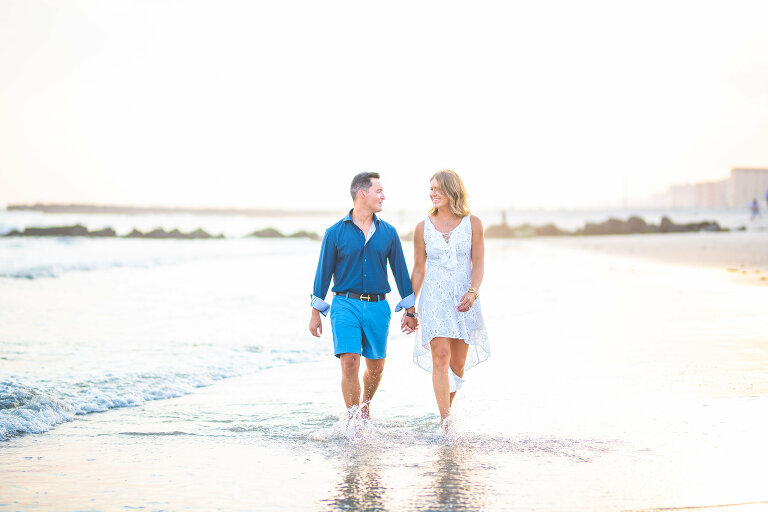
[[360, 401, 370, 420]]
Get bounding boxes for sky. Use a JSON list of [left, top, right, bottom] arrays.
[[1, 0, 768, 211]]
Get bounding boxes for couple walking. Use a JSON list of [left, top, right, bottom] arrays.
[[309, 170, 489, 428]]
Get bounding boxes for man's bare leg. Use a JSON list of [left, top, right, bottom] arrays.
[[360, 358, 385, 419], [339, 353, 361, 410], [448, 338, 469, 407]]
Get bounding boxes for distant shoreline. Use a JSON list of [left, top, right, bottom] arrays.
[[6, 203, 337, 217]]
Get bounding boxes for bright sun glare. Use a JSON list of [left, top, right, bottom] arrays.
[[1, 0, 768, 211]]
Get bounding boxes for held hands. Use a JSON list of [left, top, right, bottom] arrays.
[[401, 311, 418, 334], [456, 289, 478, 312]]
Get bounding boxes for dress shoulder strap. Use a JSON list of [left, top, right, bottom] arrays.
[[463, 214, 471, 235], [423, 215, 432, 241]]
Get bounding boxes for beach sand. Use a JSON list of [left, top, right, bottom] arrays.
[[532, 231, 768, 273], [2, 232, 768, 511]]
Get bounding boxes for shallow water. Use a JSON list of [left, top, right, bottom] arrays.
[[2, 225, 768, 511], [0, 237, 324, 440]]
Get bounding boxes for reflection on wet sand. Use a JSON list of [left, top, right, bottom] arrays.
[[321, 450, 388, 512], [415, 444, 492, 512]]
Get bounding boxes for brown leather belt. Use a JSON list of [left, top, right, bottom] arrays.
[[335, 291, 386, 302]]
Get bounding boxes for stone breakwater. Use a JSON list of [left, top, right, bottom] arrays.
[[3, 216, 731, 240], [2, 225, 320, 240], [483, 216, 727, 238]]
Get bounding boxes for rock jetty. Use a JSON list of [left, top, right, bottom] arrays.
[[485, 223, 568, 238], [3, 217, 726, 241], [122, 228, 223, 239], [1, 224, 321, 240], [3, 225, 222, 239], [4, 225, 115, 237], [484, 216, 726, 238], [248, 228, 320, 241], [574, 216, 724, 236]]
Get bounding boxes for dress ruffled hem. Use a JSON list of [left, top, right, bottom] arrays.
[[413, 332, 490, 376]]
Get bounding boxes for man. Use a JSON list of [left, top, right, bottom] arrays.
[[309, 172, 418, 420]]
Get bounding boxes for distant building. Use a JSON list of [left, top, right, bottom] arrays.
[[729, 168, 768, 208], [663, 168, 768, 208], [668, 184, 693, 208], [668, 179, 728, 208]]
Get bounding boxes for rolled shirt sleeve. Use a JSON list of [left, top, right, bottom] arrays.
[[310, 294, 331, 316], [395, 292, 415, 312]]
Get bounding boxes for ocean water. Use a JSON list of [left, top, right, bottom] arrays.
[[0, 206, 760, 240], [0, 234, 325, 442], [2, 210, 768, 511]]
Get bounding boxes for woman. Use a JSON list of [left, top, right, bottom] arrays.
[[406, 169, 490, 428]]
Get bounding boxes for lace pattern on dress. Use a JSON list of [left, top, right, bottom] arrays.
[[413, 215, 490, 375]]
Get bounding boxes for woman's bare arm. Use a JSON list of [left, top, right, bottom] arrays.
[[411, 221, 426, 297]]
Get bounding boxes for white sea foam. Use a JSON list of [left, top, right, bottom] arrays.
[[298, 407, 615, 463], [0, 383, 76, 440], [0, 349, 315, 442]]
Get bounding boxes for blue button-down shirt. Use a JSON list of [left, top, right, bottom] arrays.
[[310, 210, 415, 316]]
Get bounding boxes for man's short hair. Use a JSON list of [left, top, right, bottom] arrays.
[[350, 172, 380, 201]]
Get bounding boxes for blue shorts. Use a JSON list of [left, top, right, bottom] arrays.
[[329, 295, 391, 359]]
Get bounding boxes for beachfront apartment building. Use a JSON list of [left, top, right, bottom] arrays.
[[669, 180, 729, 209], [665, 168, 768, 208], [730, 168, 768, 208]]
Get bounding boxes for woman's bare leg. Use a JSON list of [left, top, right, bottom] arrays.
[[448, 338, 469, 406], [430, 337, 452, 420]]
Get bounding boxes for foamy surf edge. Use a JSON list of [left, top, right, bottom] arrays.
[[0, 351, 313, 442]]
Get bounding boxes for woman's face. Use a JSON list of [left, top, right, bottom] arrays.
[[429, 179, 448, 210]]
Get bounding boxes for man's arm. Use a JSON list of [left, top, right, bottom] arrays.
[[388, 228, 415, 312], [309, 229, 336, 337]]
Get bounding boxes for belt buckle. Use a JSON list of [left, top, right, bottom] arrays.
[[359, 293, 372, 302]]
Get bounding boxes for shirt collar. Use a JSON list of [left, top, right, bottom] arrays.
[[344, 209, 380, 226]]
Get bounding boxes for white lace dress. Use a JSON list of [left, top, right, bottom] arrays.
[[414, 215, 490, 391]]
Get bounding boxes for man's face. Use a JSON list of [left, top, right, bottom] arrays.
[[363, 178, 385, 212]]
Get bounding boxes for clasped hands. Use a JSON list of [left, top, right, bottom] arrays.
[[401, 311, 419, 335]]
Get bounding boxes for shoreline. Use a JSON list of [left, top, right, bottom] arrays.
[[524, 231, 768, 285]]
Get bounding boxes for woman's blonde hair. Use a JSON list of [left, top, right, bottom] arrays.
[[429, 169, 471, 217]]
